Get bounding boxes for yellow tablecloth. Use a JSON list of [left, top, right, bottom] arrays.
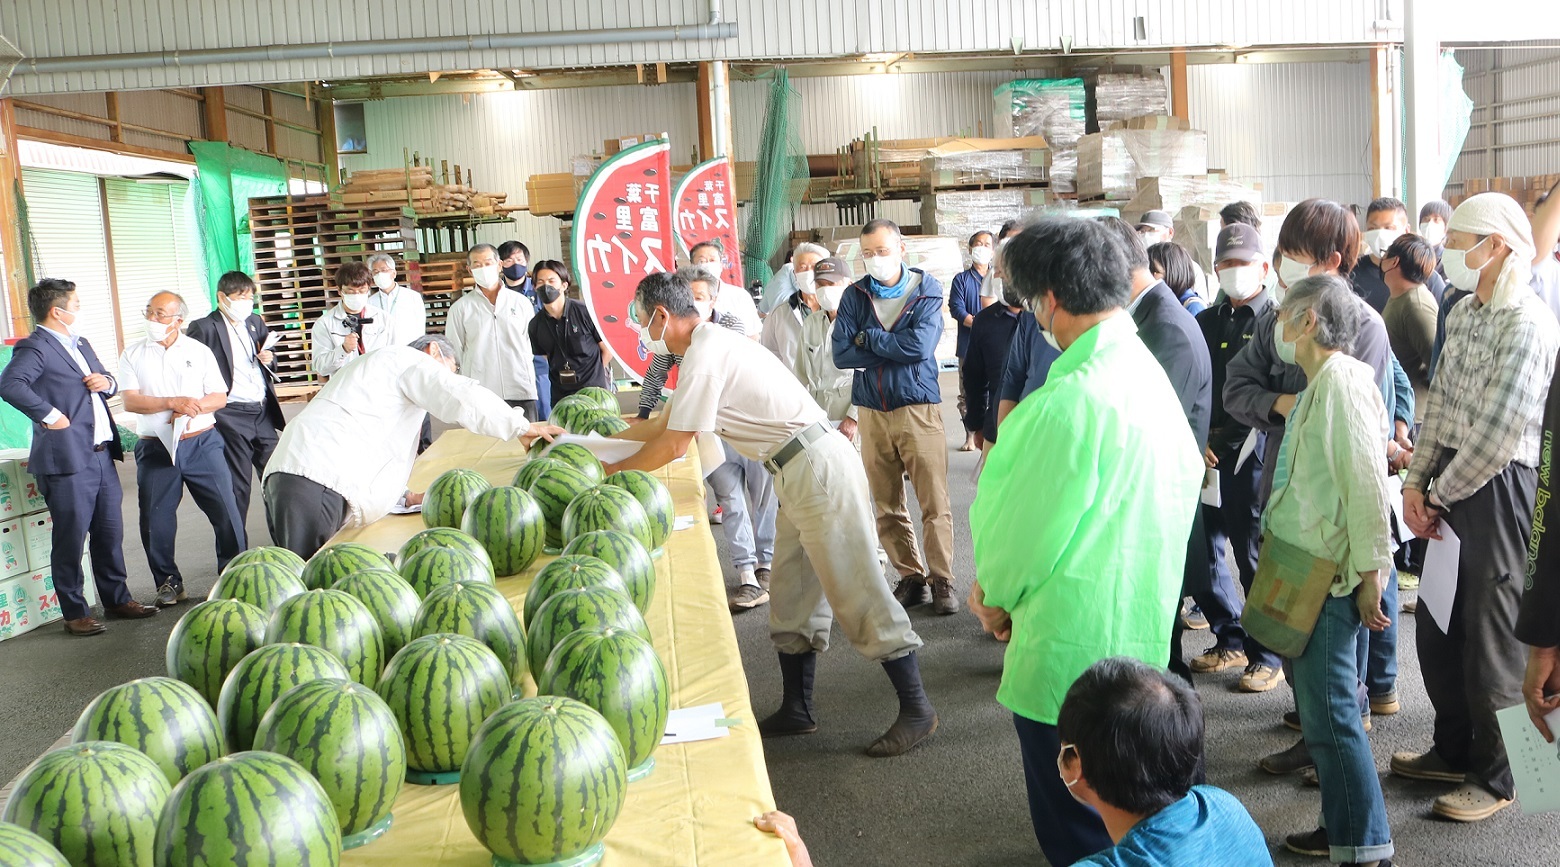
[[332, 430, 790, 866]]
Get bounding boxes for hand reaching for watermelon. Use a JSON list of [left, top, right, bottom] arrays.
[[754, 811, 814, 867], [521, 422, 566, 449]]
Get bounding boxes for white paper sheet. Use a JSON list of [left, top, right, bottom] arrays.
[[660, 702, 734, 745], [1496, 703, 1560, 814], [539, 433, 645, 465], [1387, 475, 1412, 544], [672, 515, 698, 532], [262, 331, 281, 351], [1419, 524, 1462, 634], [1200, 468, 1221, 507], [1233, 429, 1260, 475], [155, 416, 190, 465], [389, 497, 423, 515]]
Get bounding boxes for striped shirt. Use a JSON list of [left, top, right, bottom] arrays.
[[636, 312, 745, 418]]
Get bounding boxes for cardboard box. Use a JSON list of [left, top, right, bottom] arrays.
[[0, 555, 96, 643], [21, 512, 50, 571], [14, 458, 46, 515], [0, 458, 20, 518], [0, 574, 37, 641], [0, 518, 26, 578]]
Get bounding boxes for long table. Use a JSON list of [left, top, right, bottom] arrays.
[[334, 430, 790, 866]]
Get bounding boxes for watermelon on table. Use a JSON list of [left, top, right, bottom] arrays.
[[224, 546, 306, 578], [525, 586, 648, 676], [459, 697, 626, 867], [207, 562, 307, 614], [71, 677, 224, 786], [216, 643, 351, 752], [301, 543, 393, 591], [604, 469, 675, 550], [1, 741, 171, 867], [539, 627, 670, 781], [526, 462, 597, 551], [0, 822, 68, 867], [573, 385, 619, 413], [522, 555, 629, 629], [562, 485, 654, 553], [154, 751, 341, 866], [396, 527, 492, 575], [544, 442, 605, 484], [461, 487, 546, 577], [413, 582, 528, 695], [572, 409, 630, 438], [165, 598, 269, 709], [562, 530, 657, 614], [255, 679, 405, 849], [332, 569, 421, 659], [422, 468, 492, 529], [265, 589, 386, 689], [398, 546, 494, 599], [512, 456, 570, 491], [376, 634, 512, 782], [547, 395, 599, 433]]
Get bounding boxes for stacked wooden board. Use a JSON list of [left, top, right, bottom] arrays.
[[413, 254, 474, 335], [341, 167, 522, 218], [1453, 174, 1560, 213]]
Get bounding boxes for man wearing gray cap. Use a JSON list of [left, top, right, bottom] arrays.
[[1136, 210, 1176, 246]]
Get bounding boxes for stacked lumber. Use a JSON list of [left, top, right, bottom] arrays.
[[339, 167, 522, 217], [1454, 174, 1560, 214]]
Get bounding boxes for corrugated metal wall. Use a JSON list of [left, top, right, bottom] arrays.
[[1450, 45, 1560, 188]]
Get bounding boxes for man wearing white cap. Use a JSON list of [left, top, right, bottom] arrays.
[[1398, 192, 1560, 822]]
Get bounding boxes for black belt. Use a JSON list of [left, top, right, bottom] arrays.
[[763, 422, 831, 475]]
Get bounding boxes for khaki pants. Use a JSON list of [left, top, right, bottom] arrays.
[[858, 403, 955, 584], [769, 431, 922, 662]]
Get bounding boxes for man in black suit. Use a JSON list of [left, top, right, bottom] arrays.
[[185, 271, 284, 523], [0, 279, 159, 635]]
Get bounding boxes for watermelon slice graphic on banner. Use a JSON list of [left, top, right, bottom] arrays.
[[571, 140, 675, 381], [672, 157, 744, 290]]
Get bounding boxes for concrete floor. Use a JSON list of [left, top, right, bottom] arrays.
[[3, 376, 1560, 865]]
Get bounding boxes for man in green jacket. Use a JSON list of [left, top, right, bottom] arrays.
[[969, 218, 1203, 866]]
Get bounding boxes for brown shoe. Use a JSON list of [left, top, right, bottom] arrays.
[[63, 617, 106, 636], [931, 578, 960, 615], [106, 601, 159, 619], [892, 576, 930, 607]]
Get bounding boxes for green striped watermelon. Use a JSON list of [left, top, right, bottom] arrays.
[[412, 582, 527, 694], [461, 486, 545, 577], [604, 469, 674, 550], [0, 822, 68, 866], [1, 741, 171, 867], [547, 395, 599, 434], [512, 456, 569, 491], [459, 697, 626, 866], [399, 545, 494, 599], [301, 543, 393, 591], [225, 546, 306, 578], [423, 468, 492, 529], [165, 598, 269, 708], [396, 527, 493, 575], [376, 634, 511, 779], [527, 462, 597, 551], [522, 555, 629, 629], [544, 442, 605, 483], [571, 409, 630, 438], [562, 530, 657, 614], [525, 586, 648, 676], [265, 589, 386, 689], [562, 485, 654, 553], [207, 561, 307, 614], [255, 680, 405, 849], [71, 677, 224, 786], [216, 643, 351, 751], [539, 627, 669, 780], [573, 386, 619, 413], [154, 751, 340, 866], [331, 569, 421, 659]]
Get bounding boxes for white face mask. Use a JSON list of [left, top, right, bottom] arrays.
[[372, 271, 396, 291], [816, 281, 845, 313], [971, 246, 994, 266], [794, 270, 815, 295], [1419, 221, 1447, 247], [221, 297, 253, 321], [693, 299, 714, 321], [642, 310, 671, 356], [1442, 238, 1492, 292], [1364, 228, 1401, 259], [864, 252, 903, 285], [1274, 311, 1304, 365], [1139, 230, 1168, 246], [341, 292, 368, 313], [471, 264, 501, 289], [697, 261, 724, 281], [53, 307, 82, 339], [1037, 297, 1062, 352], [145, 318, 176, 342], [1277, 256, 1315, 292], [1217, 264, 1265, 301]]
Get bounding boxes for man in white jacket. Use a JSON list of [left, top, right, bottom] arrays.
[[446, 243, 540, 419]]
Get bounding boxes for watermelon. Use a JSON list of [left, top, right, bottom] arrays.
[[412, 582, 528, 694], [459, 697, 626, 867], [571, 409, 630, 438], [545, 442, 605, 483], [461, 487, 545, 577], [331, 569, 421, 659], [225, 546, 306, 578], [0, 822, 68, 867], [522, 555, 629, 628], [265, 589, 386, 689], [216, 642, 351, 751], [1, 741, 171, 867], [71, 677, 224, 786], [526, 462, 597, 551], [376, 634, 511, 781], [255, 679, 405, 849], [604, 469, 674, 550], [206, 561, 307, 614], [562, 530, 657, 614], [154, 751, 341, 866], [301, 543, 393, 591], [165, 598, 269, 708], [399, 545, 494, 599], [423, 468, 492, 529], [562, 485, 654, 553], [396, 527, 493, 575], [512, 456, 569, 491], [573, 385, 620, 413], [547, 395, 599, 433], [525, 586, 648, 676], [539, 627, 669, 780]]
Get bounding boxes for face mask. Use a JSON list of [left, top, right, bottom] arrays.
[[1037, 297, 1061, 352], [1056, 743, 1084, 803], [1419, 221, 1447, 247], [1277, 256, 1315, 291], [342, 293, 368, 313], [1139, 230, 1167, 246], [1364, 228, 1401, 259], [53, 307, 82, 338], [971, 246, 994, 266], [864, 253, 904, 292], [693, 299, 714, 321], [1217, 264, 1265, 301], [794, 270, 816, 295], [221, 297, 253, 321], [698, 261, 724, 282], [145, 318, 177, 342], [471, 265, 500, 289], [372, 271, 396, 291], [816, 281, 845, 313], [642, 311, 671, 356], [1274, 312, 1302, 365], [538, 284, 562, 305], [502, 262, 528, 283], [1442, 238, 1492, 292]]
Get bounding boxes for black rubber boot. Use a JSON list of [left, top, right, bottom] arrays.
[[867, 652, 938, 757], [758, 652, 818, 737]]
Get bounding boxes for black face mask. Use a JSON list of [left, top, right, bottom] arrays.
[[502, 262, 528, 282], [538, 284, 562, 304]]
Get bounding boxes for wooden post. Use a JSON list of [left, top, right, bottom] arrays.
[[104, 92, 122, 143], [316, 95, 339, 188], [0, 99, 28, 336], [1370, 45, 1394, 198], [261, 89, 277, 156], [202, 86, 229, 143], [1170, 47, 1189, 120], [696, 62, 715, 161]]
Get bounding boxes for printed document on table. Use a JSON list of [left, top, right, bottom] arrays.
[[155, 416, 189, 466], [1419, 524, 1461, 634], [1496, 703, 1560, 814], [660, 702, 733, 745]]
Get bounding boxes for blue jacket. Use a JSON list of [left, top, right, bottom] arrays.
[[948, 266, 984, 357], [832, 268, 946, 412], [0, 329, 124, 474]]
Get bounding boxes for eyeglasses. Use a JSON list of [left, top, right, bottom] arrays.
[[145, 311, 181, 323]]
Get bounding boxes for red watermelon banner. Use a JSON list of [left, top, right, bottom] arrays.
[[572, 140, 675, 380], [672, 157, 744, 289]]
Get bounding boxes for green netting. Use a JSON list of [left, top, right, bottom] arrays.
[[0, 347, 32, 448], [189, 141, 287, 305], [740, 69, 809, 286]]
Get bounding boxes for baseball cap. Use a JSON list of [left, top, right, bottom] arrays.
[[811, 257, 852, 286], [1136, 210, 1174, 231], [1215, 223, 1266, 264]]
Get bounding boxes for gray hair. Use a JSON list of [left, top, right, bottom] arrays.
[[634, 272, 700, 321], [676, 265, 719, 298], [366, 252, 396, 272], [792, 242, 829, 262], [410, 334, 459, 372], [1279, 275, 1363, 352], [147, 291, 189, 319], [467, 243, 498, 264]]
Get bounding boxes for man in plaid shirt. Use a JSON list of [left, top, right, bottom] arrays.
[[1399, 192, 1560, 823]]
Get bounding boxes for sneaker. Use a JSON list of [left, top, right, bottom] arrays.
[[710, 506, 723, 525], [1260, 739, 1315, 775], [1180, 601, 1209, 630], [1191, 648, 1247, 673], [1390, 748, 1466, 782], [1238, 664, 1285, 693], [727, 583, 769, 612], [893, 576, 931, 607], [1300, 767, 1319, 787], [155, 583, 181, 608], [1370, 691, 1401, 715], [1283, 710, 1371, 733], [1397, 571, 1420, 590], [1284, 827, 1329, 856], [1402, 598, 1418, 614], [754, 567, 772, 592], [1432, 783, 1513, 822]]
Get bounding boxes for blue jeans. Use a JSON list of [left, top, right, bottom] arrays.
[[1364, 567, 1398, 699], [1194, 448, 1283, 669], [1294, 594, 1393, 863], [532, 355, 552, 420]]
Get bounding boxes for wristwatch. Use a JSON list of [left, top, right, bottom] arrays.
[[853, 331, 867, 347]]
